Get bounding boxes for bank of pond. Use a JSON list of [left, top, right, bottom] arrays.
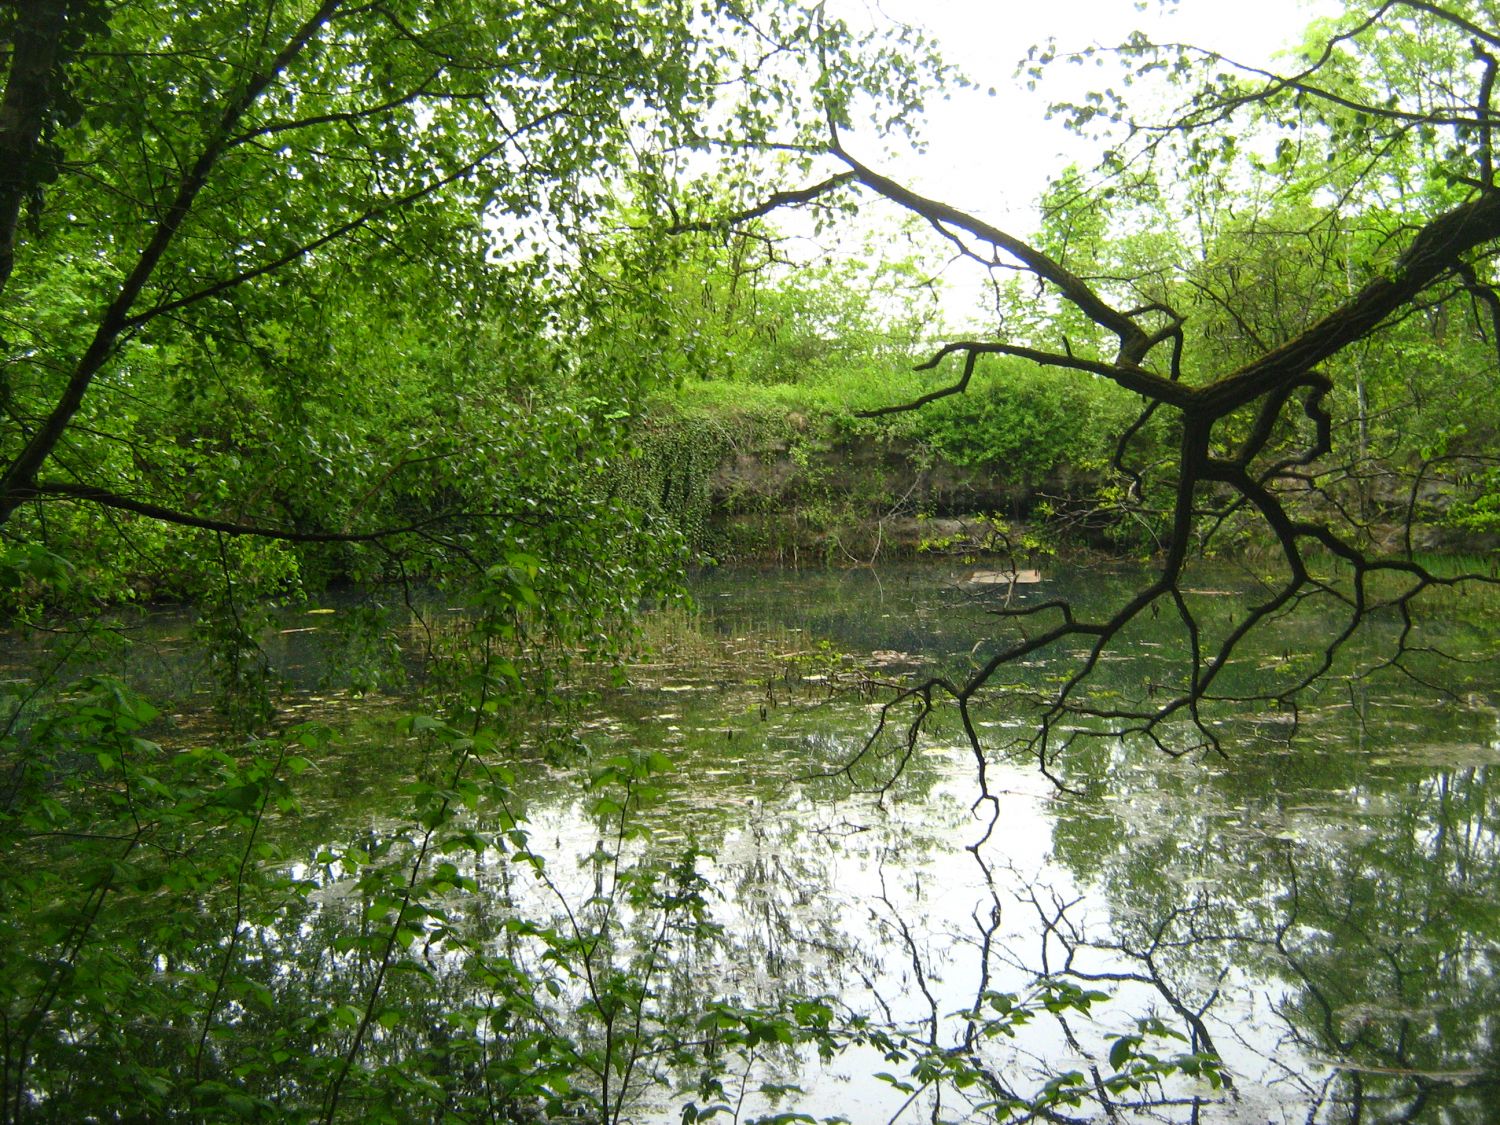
[[3, 560, 1499, 1123]]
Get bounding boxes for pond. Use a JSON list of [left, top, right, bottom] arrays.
[[586, 562, 1500, 1123], [4, 559, 1499, 1123]]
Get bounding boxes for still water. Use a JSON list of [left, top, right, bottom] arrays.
[[8, 560, 1500, 1122], [578, 563, 1500, 1123]]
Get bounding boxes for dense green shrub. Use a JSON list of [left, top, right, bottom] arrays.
[[914, 364, 1139, 482]]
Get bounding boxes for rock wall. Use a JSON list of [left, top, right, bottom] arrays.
[[698, 432, 1101, 560]]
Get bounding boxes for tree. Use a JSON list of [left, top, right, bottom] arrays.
[[687, 0, 1500, 785], [2, 0, 1496, 1117], [0, 0, 945, 597], [0, 6, 956, 1118], [0, 2, 652, 567]]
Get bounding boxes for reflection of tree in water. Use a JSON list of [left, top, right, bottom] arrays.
[[18, 637, 1495, 1121], [1043, 717, 1500, 1122], [1268, 764, 1500, 1122], [712, 799, 882, 1000], [704, 771, 1232, 1123]]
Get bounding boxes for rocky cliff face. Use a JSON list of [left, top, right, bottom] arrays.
[[631, 411, 1499, 564], [709, 434, 1054, 518], [698, 432, 1103, 561]]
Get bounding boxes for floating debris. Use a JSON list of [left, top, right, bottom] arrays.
[[868, 650, 928, 667], [965, 569, 1042, 586]]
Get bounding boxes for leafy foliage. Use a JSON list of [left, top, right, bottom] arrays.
[[4, 0, 1500, 1120]]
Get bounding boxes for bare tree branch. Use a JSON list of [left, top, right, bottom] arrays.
[[665, 171, 856, 234], [19, 480, 538, 542]]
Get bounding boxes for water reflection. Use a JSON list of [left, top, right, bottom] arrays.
[[1040, 714, 1500, 1120], [596, 567, 1500, 1121], [5, 564, 1498, 1122]]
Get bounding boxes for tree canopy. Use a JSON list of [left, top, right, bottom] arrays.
[[0, 0, 944, 612]]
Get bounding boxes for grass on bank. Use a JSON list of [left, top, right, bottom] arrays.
[[652, 352, 1152, 481]]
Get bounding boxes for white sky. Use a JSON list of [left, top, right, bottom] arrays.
[[809, 0, 1343, 324], [846, 0, 1342, 221]]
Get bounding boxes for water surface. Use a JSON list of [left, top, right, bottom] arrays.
[[456, 560, 1499, 1122], [8, 560, 1500, 1123]]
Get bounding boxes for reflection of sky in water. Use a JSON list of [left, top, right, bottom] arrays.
[[563, 569, 1500, 1121], [279, 689, 1500, 1122], [14, 562, 1500, 1121]]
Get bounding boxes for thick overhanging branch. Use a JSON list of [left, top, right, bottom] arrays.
[[854, 344, 982, 417], [716, 11, 1500, 785], [665, 171, 856, 234], [1199, 189, 1500, 418], [808, 74, 1500, 780], [1393, 0, 1500, 51], [857, 341, 1193, 420], [832, 147, 1160, 365], [1223, 375, 1332, 472], [852, 173, 1499, 434]]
